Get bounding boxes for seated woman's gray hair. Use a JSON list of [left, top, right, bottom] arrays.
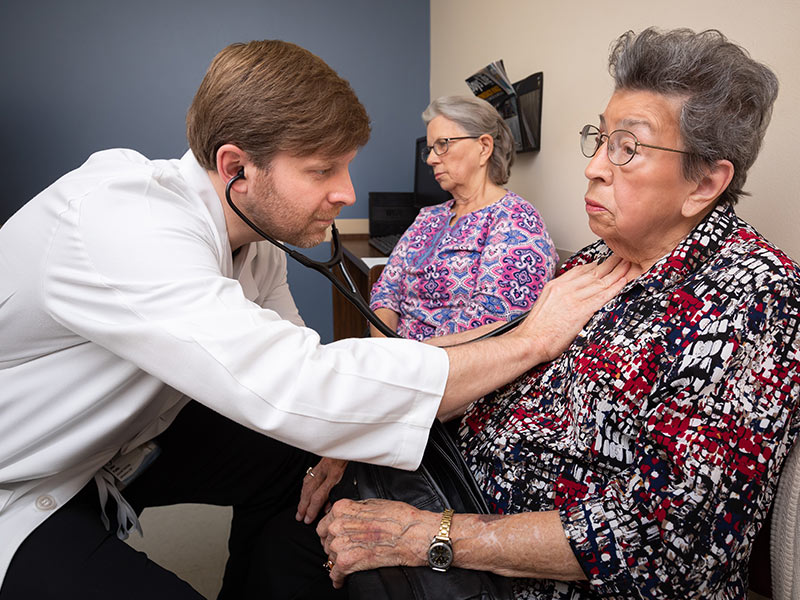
[[610, 27, 779, 205], [422, 95, 515, 185]]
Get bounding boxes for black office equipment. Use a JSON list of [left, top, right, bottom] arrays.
[[368, 233, 401, 256], [513, 72, 543, 152], [367, 138, 452, 255], [368, 192, 416, 254]]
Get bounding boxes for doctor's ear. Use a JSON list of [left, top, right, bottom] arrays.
[[215, 144, 249, 185]]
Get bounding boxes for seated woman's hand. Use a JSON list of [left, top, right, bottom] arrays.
[[317, 498, 438, 588], [296, 457, 349, 524]]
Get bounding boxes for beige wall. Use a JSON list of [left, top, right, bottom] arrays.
[[430, 0, 800, 261]]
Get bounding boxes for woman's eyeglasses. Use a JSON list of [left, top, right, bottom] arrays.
[[420, 136, 480, 162], [580, 124, 691, 166]]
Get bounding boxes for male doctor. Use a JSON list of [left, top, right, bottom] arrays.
[[0, 40, 627, 599]]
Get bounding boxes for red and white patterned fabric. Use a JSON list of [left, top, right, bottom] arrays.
[[460, 203, 800, 599]]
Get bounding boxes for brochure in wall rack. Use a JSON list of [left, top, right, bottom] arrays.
[[465, 59, 523, 151]]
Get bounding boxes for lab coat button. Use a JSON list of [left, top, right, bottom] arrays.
[[35, 495, 57, 510]]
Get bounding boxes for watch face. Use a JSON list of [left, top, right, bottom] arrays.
[[427, 540, 453, 571]]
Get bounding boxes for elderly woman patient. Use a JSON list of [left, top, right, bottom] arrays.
[[318, 28, 800, 599], [370, 94, 557, 341]]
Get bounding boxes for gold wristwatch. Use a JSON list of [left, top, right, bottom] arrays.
[[427, 508, 455, 572]]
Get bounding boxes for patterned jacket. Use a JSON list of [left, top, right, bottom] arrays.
[[460, 203, 800, 599]]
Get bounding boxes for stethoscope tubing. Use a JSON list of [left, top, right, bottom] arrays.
[[225, 169, 525, 345]]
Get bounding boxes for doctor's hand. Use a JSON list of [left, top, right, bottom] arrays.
[[436, 256, 631, 422], [296, 457, 349, 524], [513, 255, 631, 363]]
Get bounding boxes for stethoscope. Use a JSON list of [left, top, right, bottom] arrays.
[[225, 168, 526, 344]]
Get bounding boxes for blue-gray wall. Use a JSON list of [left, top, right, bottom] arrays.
[[0, 0, 431, 342]]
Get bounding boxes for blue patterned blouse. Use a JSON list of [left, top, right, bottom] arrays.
[[369, 192, 557, 341]]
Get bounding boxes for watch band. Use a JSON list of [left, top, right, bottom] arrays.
[[436, 508, 454, 540], [427, 508, 456, 571]]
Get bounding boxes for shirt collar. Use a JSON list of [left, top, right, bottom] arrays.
[[232, 244, 260, 301], [637, 202, 736, 291], [579, 203, 737, 292]]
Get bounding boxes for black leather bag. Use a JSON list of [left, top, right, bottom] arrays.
[[330, 420, 514, 600]]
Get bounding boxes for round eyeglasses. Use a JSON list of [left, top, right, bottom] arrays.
[[579, 124, 691, 166], [420, 136, 480, 162]]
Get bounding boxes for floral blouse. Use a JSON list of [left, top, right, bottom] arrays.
[[369, 192, 557, 341], [459, 204, 800, 599]]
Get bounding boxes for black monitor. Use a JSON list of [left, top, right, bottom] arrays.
[[414, 137, 452, 208]]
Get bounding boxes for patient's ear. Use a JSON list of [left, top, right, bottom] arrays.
[[683, 159, 734, 218]]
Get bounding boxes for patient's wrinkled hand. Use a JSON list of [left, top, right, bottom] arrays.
[[317, 498, 438, 588], [296, 457, 349, 524]]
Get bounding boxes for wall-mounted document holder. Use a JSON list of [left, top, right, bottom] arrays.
[[513, 72, 543, 153], [466, 61, 543, 153]]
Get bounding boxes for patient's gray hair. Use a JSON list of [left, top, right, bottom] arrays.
[[422, 95, 515, 185], [610, 27, 778, 205]]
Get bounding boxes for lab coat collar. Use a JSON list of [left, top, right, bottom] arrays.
[[178, 150, 234, 276], [177, 150, 260, 301]]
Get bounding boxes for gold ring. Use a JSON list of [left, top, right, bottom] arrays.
[[306, 467, 315, 478], [323, 559, 334, 572]]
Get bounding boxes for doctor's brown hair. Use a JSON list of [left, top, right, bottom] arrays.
[[187, 40, 371, 171]]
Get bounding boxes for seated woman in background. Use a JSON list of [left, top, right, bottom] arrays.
[[320, 28, 800, 599], [370, 95, 557, 341]]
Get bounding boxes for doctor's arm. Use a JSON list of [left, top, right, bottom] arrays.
[[296, 257, 629, 523], [436, 256, 629, 421]]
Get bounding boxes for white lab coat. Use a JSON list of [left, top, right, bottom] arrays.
[[0, 149, 447, 587]]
